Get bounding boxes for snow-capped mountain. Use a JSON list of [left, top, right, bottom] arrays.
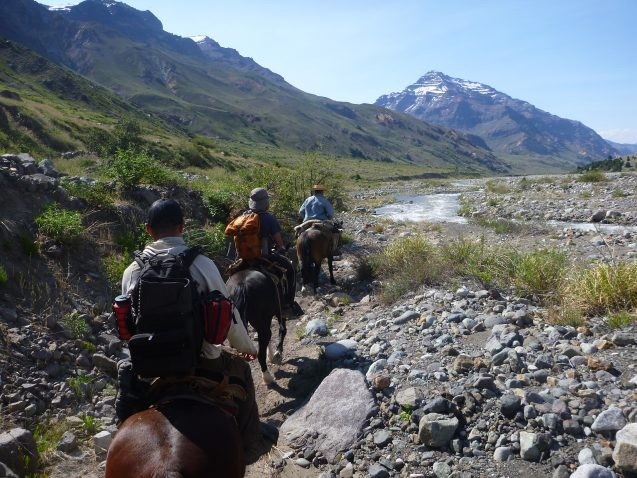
[[376, 71, 617, 165]]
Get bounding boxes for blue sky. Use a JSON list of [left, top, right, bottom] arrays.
[[40, 0, 637, 143]]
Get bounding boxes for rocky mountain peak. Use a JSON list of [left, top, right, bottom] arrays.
[[376, 71, 617, 165]]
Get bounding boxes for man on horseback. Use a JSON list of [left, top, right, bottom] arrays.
[[298, 184, 341, 255], [226, 188, 300, 315], [115, 199, 263, 453]]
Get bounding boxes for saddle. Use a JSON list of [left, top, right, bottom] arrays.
[[148, 371, 248, 416], [227, 256, 289, 309]]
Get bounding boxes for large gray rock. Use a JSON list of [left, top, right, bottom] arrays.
[[395, 387, 423, 408], [519, 431, 551, 462], [418, 413, 459, 448], [280, 369, 374, 461], [0, 462, 18, 478], [591, 407, 626, 433], [306, 319, 328, 337], [0, 428, 38, 476], [393, 310, 419, 325], [324, 339, 358, 360], [570, 464, 616, 478], [612, 423, 637, 473], [92, 353, 118, 377]]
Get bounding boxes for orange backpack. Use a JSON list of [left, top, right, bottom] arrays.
[[225, 212, 261, 260]]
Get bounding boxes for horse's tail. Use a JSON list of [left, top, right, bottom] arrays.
[[228, 278, 249, 329], [299, 232, 313, 279]]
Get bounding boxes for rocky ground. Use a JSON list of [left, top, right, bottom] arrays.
[[1, 158, 636, 478]]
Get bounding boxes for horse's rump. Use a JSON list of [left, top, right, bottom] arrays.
[[105, 399, 245, 478]]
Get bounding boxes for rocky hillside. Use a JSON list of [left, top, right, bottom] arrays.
[[376, 71, 618, 169], [1, 154, 636, 478]]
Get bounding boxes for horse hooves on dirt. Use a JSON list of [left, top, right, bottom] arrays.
[[270, 351, 282, 365], [262, 370, 275, 385]]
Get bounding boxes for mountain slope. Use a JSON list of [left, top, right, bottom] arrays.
[[0, 0, 508, 173], [376, 71, 618, 168], [606, 140, 637, 156]]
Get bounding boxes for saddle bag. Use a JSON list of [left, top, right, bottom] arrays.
[[128, 249, 203, 378], [201, 290, 234, 345]]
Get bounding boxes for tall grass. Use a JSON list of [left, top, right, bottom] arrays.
[[372, 236, 570, 304], [0, 264, 7, 286], [563, 262, 637, 316]]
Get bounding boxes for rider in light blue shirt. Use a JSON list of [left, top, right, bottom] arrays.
[[299, 184, 334, 221]]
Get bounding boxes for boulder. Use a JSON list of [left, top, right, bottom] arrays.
[[0, 428, 38, 476], [591, 407, 626, 434], [418, 413, 459, 448], [612, 423, 637, 473], [280, 369, 374, 461], [570, 464, 616, 478]]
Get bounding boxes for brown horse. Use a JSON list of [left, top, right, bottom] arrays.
[[105, 399, 245, 478], [296, 226, 335, 294]]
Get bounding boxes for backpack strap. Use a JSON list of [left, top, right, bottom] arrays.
[[179, 247, 202, 269], [133, 250, 147, 269]]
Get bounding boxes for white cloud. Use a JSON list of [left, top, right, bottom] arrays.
[[599, 128, 637, 144]]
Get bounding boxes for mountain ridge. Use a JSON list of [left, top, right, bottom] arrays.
[[0, 0, 508, 172]]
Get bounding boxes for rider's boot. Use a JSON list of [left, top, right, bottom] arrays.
[[115, 359, 149, 424]]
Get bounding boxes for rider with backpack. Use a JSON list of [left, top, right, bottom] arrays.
[[226, 188, 299, 313], [115, 199, 261, 451]]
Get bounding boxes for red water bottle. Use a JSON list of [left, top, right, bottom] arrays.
[[113, 295, 132, 340]]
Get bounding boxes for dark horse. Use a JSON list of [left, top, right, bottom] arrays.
[[105, 399, 244, 478], [296, 227, 335, 294], [226, 269, 286, 385]]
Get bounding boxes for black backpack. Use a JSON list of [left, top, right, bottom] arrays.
[[127, 247, 203, 378]]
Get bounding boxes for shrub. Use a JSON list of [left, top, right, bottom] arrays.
[[0, 264, 7, 286], [115, 225, 151, 254], [103, 253, 130, 288], [60, 311, 89, 339], [184, 223, 227, 257], [577, 170, 606, 183], [485, 180, 510, 194], [607, 310, 636, 329], [106, 149, 179, 189], [35, 203, 84, 244], [67, 373, 94, 399], [61, 179, 116, 208], [203, 189, 235, 222], [80, 414, 100, 435]]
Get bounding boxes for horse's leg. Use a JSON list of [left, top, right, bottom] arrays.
[[312, 259, 321, 293], [272, 312, 286, 365], [257, 323, 275, 385], [327, 255, 336, 284]]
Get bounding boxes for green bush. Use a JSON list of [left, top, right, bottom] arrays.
[[115, 225, 151, 254], [103, 253, 131, 288], [184, 223, 227, 257], [80, 414, 100, 435], [105, 149, 180, 189], [0, 264, 7, 286], [34, 419, 69, 465], [607, 310, 636, 329], [60, 311, 89, 339], [61, 179, 116, 208], [203, 189, 236, 222], [35, 203, 84, 244], [485, 180, 510, 194], [67, 373, 94, 399], [577, 170, 606, 183]]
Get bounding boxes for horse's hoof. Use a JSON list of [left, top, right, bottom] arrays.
[[271, 351, 282, 365], [262, 370, 275, 385]]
